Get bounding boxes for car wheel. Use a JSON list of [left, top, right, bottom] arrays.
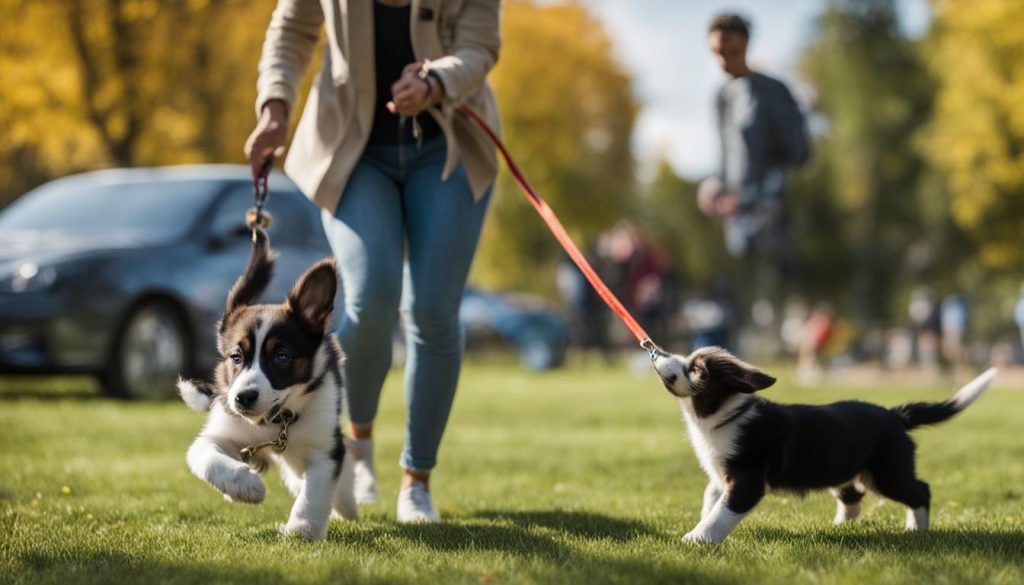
[[517, 328, 566, 371], [102, 300, 189, 399]]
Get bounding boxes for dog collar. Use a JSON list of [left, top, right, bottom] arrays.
[[240, 408, 296, 463]]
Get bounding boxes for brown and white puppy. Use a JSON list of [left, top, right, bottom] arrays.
[[652, 346, 997, 545], [177, 229, 356, 540]]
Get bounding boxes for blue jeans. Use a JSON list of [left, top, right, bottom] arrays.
[[321, 136, 491, 472]]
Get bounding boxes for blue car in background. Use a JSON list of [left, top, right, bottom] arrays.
[[460, 287, 569, 371], [0, 165, 569, 399]]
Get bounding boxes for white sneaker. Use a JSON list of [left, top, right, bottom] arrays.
[[347, 437, 379, 504], [396, 481, 440, 523]]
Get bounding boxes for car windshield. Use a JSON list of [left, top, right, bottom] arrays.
[[0, 178, 218, 240]]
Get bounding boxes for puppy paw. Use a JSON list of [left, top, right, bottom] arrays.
[[212, 468, 266, 504], [682, 529, 722, 545], [278, 520, 327, 541], [331, 506, 358, 521]]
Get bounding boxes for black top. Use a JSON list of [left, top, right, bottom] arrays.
[[369, 1, 441, 145]]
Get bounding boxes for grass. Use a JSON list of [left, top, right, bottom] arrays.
[[1, 359, 1023, 584]]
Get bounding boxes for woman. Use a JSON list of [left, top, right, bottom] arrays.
[[244, 0, 501, 523]]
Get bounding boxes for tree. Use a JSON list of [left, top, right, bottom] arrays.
[[472, 0, 638, 294], [799, 0, 936, 323], [0, 0, 288, 206], [925, 0, 1024, 274]]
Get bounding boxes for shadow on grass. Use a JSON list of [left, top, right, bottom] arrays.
[[324, 518, 731, 585], [472, 509, 656, 542], [312, 509, 656, 558], [750, 526, 1024, 562], [334, 521, 571, 561], [9, 520, 729, 585], [14, 551, 292, 585], [387, 520, 732, 584]]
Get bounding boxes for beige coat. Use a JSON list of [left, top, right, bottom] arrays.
[[256, 0, 502, 213]]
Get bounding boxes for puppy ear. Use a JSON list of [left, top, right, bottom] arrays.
[[737, 369, 776, 393], [287, 258, 338, 332], [707, 348, 776, 393]]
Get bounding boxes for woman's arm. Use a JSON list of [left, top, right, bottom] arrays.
[[423, 0, 501, 106], [247, 0, 323, 177], [255, 0, 325, 119]]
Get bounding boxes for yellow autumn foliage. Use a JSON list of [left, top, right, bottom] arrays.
[[926, 0, 1024, 270], [473, 0, 637, 292]]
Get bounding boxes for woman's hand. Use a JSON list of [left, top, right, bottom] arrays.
[[244, 100, 289, 179], [387, 61, 441, 117]]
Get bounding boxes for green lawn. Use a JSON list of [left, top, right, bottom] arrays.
[[2, 361, 1023, 584]]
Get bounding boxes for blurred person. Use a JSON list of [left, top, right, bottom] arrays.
[[556, 248, 612, 363], [698, 13, 810, 338], [244, 0, 501, 523], [939, 294, 968, 368], [779, 298, 809, 356], [555, 252, 587, 338], [884, 328, 914, 371], [605, 222, 682, 348], [797, 303, 834, 386], [1015, 284, 1024, 362], [908, 287, 941, 373], [699, 13, 809, 255], [988, 338, 1015, 368], [685, 297, 735, 351], [615, 222, 673, 344]]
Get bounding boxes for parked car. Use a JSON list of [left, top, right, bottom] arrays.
[[460, 287, 569, 371], [0, 165, 334, 398], [0, 165, 571, 399]]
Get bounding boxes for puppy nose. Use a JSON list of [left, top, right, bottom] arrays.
[[235, 389, 258, 409]]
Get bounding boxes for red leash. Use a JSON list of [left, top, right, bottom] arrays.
[[459, 105, 659, 354]]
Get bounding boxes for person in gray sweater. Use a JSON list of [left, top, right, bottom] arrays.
[[698, 13, 810, 258]]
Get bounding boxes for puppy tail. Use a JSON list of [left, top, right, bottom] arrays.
[[178, 377, 216, 412], [890, 367, 997, 429]]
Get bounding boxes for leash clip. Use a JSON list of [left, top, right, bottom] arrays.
[[640, 338, 660, 362], [240, 408, 295, 464], [248, 157, 274, 239]]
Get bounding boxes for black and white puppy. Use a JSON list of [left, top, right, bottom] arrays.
[[177, 229, 356, 540], [652, 346, 997, 545]]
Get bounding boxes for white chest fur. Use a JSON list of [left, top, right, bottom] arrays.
[[679, 395, 757, 485]]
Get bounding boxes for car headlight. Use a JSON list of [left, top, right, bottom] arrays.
[[1, 262, 59, 293]]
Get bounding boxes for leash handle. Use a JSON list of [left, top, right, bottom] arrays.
[[458, 105, 658, 352]]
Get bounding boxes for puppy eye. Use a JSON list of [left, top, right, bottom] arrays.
[[273, 351, 291, 366], [229, 349, 243, 365]]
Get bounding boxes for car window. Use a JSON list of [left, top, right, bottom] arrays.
[[0, 178, 217, 240], [208, 184, 312, 247]]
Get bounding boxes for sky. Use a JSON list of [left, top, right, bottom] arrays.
[[573, 0, 932, 180]]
